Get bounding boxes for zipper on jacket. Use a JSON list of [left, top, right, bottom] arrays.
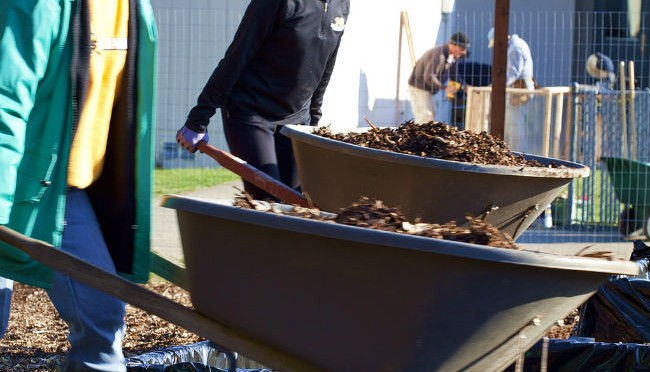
[[319, 0, 330, 38]]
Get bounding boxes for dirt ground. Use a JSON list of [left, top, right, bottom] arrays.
[[0, 281, 202, 371]]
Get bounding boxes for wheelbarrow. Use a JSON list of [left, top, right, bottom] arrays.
[[0, 197, 638, 371], [280, 125, 591, 240], [601, 156, 650, 238], [160, 195, 638, 371]]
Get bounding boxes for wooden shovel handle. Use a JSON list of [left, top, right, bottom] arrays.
[[197, 142, 310, 207]]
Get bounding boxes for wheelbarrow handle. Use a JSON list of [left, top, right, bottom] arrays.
[[0, 225, 319, 372], [197, 142, 311, 207]]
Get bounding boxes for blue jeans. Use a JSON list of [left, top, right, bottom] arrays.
[[0, 277, 12, 337], [46, 188, 127, 371]]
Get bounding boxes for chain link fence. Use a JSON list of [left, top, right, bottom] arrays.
[[150, 5, 650, 245]]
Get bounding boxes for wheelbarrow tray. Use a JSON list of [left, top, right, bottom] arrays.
[[601, 157, 650, 207], [280, 125, 591, 240], [163, 195, 637, 372]]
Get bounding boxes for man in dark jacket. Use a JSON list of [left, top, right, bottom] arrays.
[[177, 0, 350, 200], [408, 32, 469, 124]]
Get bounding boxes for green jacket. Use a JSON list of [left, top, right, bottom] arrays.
[[0, 0, 158, 288]]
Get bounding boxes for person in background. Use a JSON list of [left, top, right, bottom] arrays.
[[0, 1, 157, 370], [407, 32, 470, 124], [586, 52, 617, 91], [176, 0, 350, 201], [487, 27, 536, 153]]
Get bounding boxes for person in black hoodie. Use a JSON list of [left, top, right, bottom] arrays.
[[177, 0, 350, 200]]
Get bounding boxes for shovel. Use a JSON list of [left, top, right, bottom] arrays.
[[196, 142, 311, 207]]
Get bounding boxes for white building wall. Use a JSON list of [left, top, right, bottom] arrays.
[[320, 1, 446, 130]]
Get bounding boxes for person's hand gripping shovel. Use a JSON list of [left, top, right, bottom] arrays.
[[176, 126, 311, 207]]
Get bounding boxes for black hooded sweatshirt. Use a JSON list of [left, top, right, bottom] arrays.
[[185, 0, 350, 131]]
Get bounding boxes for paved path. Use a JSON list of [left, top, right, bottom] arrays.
[[152, 180, 243, 264]]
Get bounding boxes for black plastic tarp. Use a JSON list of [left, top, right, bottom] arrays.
[[505, 337, 650, 371], [576, 241, 650, 343], [126, 341, 270, 372], [505, 243, 650, 370], [576, 277, 650, 343]]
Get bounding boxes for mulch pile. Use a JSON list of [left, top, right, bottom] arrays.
[[234, 195, 519, 249], [313, 120, 555, 167]]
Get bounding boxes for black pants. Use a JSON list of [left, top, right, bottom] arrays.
[[221, 109, 304, 201]]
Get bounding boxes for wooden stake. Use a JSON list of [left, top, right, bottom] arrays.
[[396, 11, 417, 125], [401, 11, 416, 68], [619, 61, 628, 158], [628, 61, 637, 160], [490, 0, 510, 139]]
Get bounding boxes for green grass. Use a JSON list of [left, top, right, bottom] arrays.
[[154, 167, 240, 196]]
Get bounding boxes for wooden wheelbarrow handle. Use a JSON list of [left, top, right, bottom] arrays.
[[197, 142, 311, 207], [0, 225, 319, 371]]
